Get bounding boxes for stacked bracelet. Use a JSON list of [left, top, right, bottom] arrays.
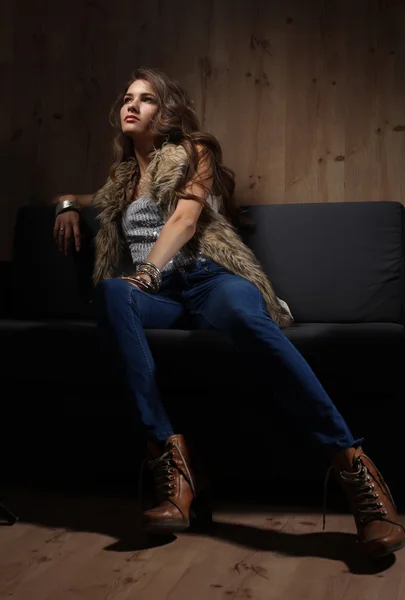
[[135, 262, 162, 291], [55, 198, 80, 217], [121, 262, 162, 294]]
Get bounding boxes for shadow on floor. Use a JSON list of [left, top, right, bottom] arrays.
[[0, 485, 397, 576]]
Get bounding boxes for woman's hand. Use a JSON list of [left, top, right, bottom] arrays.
[[54, 209, 81, 255]]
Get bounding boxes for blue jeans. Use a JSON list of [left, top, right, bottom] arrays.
[[93, 259, 361, 456]]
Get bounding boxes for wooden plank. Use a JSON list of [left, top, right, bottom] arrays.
[[163, 511, 296, 600], [202, 0, 243, 173], [0, 525, 73, 596], [284, 0, 322, 204], [246, 1, 287, 206], [374, 0, 405, 204], [316, 0, 346, 204], [343, 0, 380, 203]]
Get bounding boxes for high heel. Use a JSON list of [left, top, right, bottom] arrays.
[[189, 489, 214, 530]]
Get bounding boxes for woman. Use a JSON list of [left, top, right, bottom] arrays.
[[53, 67, 404, 558]]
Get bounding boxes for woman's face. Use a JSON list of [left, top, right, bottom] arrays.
[[120, 79, 159, 141]]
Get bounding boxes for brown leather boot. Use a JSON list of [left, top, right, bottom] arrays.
[[332, 446, 405, 558], [141, 434, 212, 534]]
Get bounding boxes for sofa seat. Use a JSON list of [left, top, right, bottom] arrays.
[[2, 317, 402, 392]]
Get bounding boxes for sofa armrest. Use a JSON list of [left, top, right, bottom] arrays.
[[10, 205, 100, 319]]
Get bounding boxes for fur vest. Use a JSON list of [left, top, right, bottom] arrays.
[[92, 143, 293, 328]]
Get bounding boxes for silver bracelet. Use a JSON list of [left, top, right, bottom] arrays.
[[55, 198, 80, 217]]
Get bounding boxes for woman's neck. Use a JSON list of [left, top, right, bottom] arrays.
[[133, 139, 157, 177], [134, 151, 150, 178]]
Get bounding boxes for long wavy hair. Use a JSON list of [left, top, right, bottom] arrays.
[[108, 67, 245, 227]]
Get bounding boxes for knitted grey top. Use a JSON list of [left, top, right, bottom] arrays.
[[121, 195, 209, 273]]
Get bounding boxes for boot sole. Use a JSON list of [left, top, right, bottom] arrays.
[[143, 515, 214, 536], [143, 519, 190, 535]]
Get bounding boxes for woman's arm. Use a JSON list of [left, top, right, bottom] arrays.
[[141, 145, 213, 273]]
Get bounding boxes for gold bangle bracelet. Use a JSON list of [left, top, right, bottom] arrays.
[[122, 275, 156, 293]]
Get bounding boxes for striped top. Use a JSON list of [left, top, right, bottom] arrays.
[[121, 195, 213, 272]]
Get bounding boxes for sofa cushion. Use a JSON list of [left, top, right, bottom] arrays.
[[241, 201, 405, 324]]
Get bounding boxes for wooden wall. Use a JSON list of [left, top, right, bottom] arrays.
[[2, 0, 405, 260]]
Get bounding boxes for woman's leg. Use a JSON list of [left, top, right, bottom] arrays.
[[183, 260, 405, 557], [184, 261, 358, 455], [93, 278, 185, 443], [93, 277, 207, 534]]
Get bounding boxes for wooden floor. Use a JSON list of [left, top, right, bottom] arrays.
[[1, 486, 404, 600]]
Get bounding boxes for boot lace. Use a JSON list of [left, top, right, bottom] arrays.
[[323, 455, 395, 530], [138, 441, 196, 511]]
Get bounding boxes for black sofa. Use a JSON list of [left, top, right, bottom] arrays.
[[1, 201, 404, 506]]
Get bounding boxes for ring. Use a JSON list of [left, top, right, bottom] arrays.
[[60, 227, 65, 232]]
